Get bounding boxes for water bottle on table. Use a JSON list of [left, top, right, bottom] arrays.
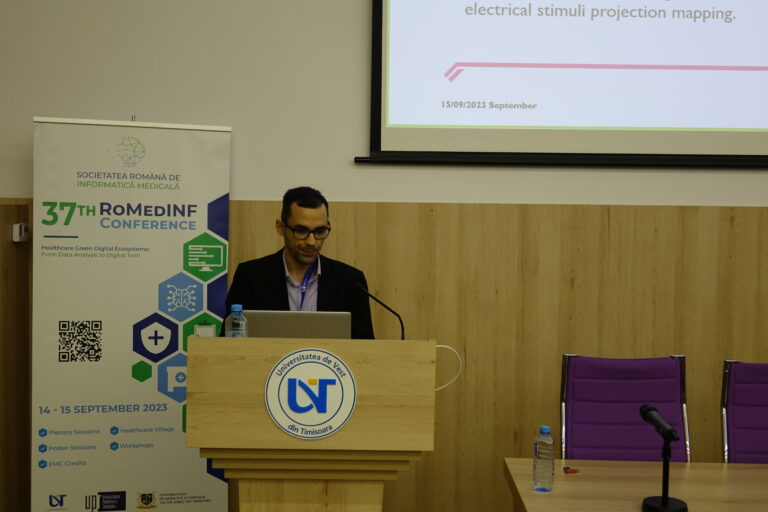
[[533, 425, 554, 492], [224, 304, 248, 337]]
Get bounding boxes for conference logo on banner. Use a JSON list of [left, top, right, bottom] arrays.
[[265, 349, 356, 439], [32, 118, 230, 511]]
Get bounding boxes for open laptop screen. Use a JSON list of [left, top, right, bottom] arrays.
[[242, 310, 351, 339]]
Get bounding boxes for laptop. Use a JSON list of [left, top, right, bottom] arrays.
[[243, 310, 351, 339]]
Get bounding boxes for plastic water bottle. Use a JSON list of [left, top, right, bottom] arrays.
[[532, 425, 555, 492], [224, 304, 247, 337]]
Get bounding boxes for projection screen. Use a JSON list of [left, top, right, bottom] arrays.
[[357, 0, 768, 166]]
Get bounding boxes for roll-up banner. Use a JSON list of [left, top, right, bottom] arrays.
[[31, 118, 230, 512]]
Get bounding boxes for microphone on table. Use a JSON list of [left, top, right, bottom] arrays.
[[355, 283, 405, 340], [639, 404, 687, 512]]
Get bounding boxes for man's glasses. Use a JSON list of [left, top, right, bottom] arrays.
[[284, 223, 331, 240]]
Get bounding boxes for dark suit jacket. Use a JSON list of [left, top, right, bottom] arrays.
[[225, 249, 374, 339]]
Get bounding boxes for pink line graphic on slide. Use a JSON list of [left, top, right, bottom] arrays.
[[444, 62, 768, 82]]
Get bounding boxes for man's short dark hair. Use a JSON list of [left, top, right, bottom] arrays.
[[281, 186, 329, 223]]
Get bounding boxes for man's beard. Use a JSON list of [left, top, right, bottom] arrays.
[[293, 244, 318, 265]]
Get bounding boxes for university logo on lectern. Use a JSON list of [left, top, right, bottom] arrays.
[[265, 349, 356, 439]]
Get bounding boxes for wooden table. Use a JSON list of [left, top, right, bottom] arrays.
[[504, 458, 768, 511]]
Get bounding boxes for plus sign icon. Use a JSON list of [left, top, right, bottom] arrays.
[[132, 313, 179, 363], [158, 353, 188, 402]]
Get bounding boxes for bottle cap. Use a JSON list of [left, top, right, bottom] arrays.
[[540, 425, 551, 434], [231, 304, 243, 312]]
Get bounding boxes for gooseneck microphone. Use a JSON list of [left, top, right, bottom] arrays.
[[355, 283, 405, 340], [640, 404, 680, 443]]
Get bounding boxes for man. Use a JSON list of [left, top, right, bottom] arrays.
[[225, 186, 374, 339]]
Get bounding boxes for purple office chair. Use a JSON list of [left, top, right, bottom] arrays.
[[560, 354, 691, 462], [721, 360, 768, 463]]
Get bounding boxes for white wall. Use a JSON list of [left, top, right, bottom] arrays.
[[2, 0, 767, 206]]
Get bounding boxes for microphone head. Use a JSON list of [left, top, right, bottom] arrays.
[[639, 404, 656, 420], [640, 404, 680, 441]]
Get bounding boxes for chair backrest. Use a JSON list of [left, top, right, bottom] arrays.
[[560, 354, 690, 462], [722, 360, 768, 463]]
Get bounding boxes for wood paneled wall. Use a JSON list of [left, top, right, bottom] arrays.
[[230, 201, 768, 512], [3, 200, 768, 512], [0, 199, 32, 512]]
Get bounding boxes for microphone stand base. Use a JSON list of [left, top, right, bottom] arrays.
[[642, 496, 688, 512]]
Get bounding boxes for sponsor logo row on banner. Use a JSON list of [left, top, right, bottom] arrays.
[[46, 490, 213, 510]]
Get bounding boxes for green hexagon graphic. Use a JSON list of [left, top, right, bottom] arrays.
[[132, 361, 152, 382], [183, 312, 222, 351], [183, 232, 227, 282]]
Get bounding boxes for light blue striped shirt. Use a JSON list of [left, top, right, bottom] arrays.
[[282, 251, 321, 311]]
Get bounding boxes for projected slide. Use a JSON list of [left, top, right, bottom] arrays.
[[387, 0, 768, 130]]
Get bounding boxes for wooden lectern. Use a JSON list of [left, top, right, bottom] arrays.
[[186, 338, 436, 512]]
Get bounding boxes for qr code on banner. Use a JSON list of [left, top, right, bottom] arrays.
[[58, 320, 103, 362]]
